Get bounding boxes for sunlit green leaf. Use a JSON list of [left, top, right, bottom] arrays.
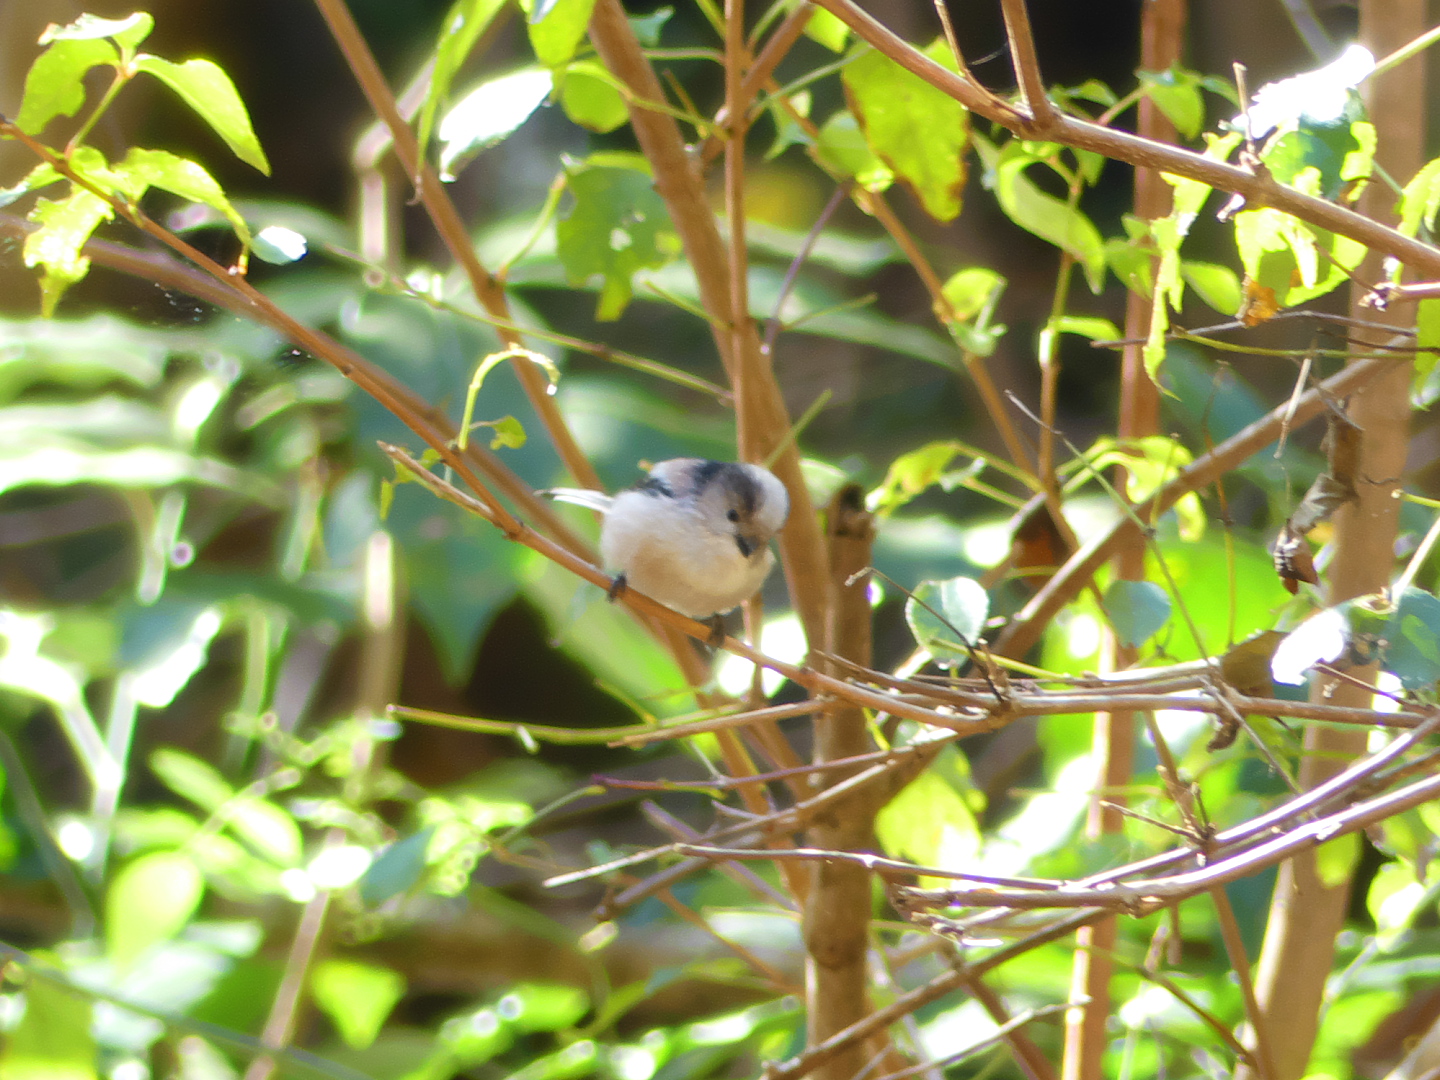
[[252, 225, 308, 264], [225, 797, 304, 867], [150, 747, 235, 810], [106, 850, 205, 967], [555, 153, 680, 320], [0, 978, 97, 1080], [133, 55, 271, 174], [905, 575, 989, 661], [417, 0, 511, 155], [525, 0, 597, 68], [1398, 156, 1440, 238], [559, 61, 628, 133], [804, 7, 849, 52], [1315, 831, 1360, 889], [40, 12, 153, 50], [815, 109, 893, 192], [1138, 66, 1205, 140], [23, 185, 112, 316], [941, 267, 1004, 322], [439, 67, 554, 181], [499, 983, 590, 1033], [1181, 260, 1242, 315], [15, 37, 118, 136], [975, 134, 1106, 292], [875, 757, 980, 874], [842, 40, 968, 222], [1102, 579, 1172, 647], [1416, 298, 1440, 396], [311, 960, 407, 1050], [115, 147, 252, 244]]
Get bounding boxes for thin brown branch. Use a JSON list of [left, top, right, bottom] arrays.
[[808, 0, 1440, 281], [587, 0, 833, 650], [993, 356, 1389, 659], [309, 0, 601, 490]]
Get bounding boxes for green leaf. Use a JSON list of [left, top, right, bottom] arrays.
[[133, 55, 270, 174], [941, 267, 1005, 322], [1049, 314, 1121, 342], [23, 184, 114, 316], [498, 983, 590, 1033], [875, 753, 980, 873], [1102, 579, 1172, 647], [150, 747, 235, 810], [976, 134, 1106, 292], [627, 7, 672, 47], [1315, 831, 1360, 889], [225, 797, 304, 867], [905, 576, 989, 661], [555, 153, 680, 320], [526, 0, 598, 68], [360, 826, 436, 905], [804, 7, 849, 52], [1384, 588, 1440, 690], [15, 36, 118, 135], [438, 67, 553, 181], [842, 40, 969, 222], [106, 850, 205, 967], [311, 960, 407, 1050], [115, 147, 252, 244], [1234, 203, 1367, 308], [1416, 298, 1440, 395], [252, 225, 308, 264], [0, 978, 97, 1080], [814, 109, 893, 192], [417, 0, 511, 155], [558, 61, 628, 133], [1261, 120, 1371, 200], [1181, 260, 1242, 315], [40, 12, 153, 50], [1399, 156, 1440, 238], [1138, 66, 1205, 140]]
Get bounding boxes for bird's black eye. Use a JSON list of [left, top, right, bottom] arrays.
[[726, 509, 740, 523]]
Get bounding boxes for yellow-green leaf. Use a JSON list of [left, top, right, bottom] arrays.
[[843, 40, 969, 222], [133, 55, 270, 174]]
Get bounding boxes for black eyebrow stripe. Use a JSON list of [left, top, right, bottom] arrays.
[[635, 475, 673, 497]]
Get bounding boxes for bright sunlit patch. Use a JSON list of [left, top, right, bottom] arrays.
[[172, 377, 224, 444], [56, 816, 96, 862], [307, 844, 372, 889], [1154, 708, 1209, 756], [132, 607, 223, 708], [1374, 671, 1402, 714], [917, 1000, 996, 1062], [716, 612, 806, 698], [609, 1045, 658, 1080], [961, 518, 1010, 568], [688, 1011, 754, 1046], [280, 867, 317, 902], [110, 1059, 149, 1080], [1065, 610, 1102, 660]]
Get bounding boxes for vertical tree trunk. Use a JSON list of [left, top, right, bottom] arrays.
[[1236, 7, 1426, 1078]]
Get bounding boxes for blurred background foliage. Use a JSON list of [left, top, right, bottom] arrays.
[[3, 1, 1440, 1080]]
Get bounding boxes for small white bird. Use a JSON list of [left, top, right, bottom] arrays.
[[542, 458, 790, 625]]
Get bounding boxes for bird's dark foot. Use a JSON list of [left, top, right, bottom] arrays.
[[607, 572, 628, 602], [705, 614, 727, 647]]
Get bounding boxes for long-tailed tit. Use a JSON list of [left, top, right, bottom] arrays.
[[542, 458, 789, 624]]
